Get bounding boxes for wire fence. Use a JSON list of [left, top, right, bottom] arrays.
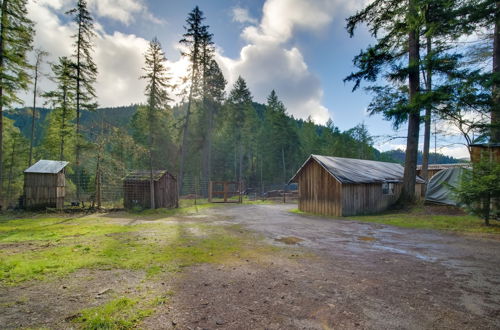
[[0, 167, 299, 211]]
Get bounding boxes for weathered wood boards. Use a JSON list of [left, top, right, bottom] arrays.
[[123, 170, 178, 209], [24, 160, 68, 210], [290, 155, 424, 216]]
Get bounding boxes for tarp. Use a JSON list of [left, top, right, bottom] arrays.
[[425, 167, 465, 205]]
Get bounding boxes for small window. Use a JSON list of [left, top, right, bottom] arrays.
[[382, 182, 395, 195]]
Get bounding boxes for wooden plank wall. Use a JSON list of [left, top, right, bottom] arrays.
[[24, 172, 65, 209], [297, 160, 342, 216], [341, 183, 402, 216], [124, 173, 178, 209]]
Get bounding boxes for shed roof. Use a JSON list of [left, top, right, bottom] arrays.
[[24, 160, 69, 174], [416, 163, 470, 171], [124, 170, 172, 182], [290, 155, 425, 184]]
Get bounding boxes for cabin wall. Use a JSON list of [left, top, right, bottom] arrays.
[[24, 172, 65, 209], [297, 160, 342, 216], [341, 183, 402, 216]]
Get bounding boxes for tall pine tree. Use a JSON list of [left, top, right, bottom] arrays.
[[67, 0, 98, 199], [0, 0, 34, 208], [178, 6, 207, 192], [140, 37, 171, 209], [42, 57, 77, 161], [346, 0, 424, 202]]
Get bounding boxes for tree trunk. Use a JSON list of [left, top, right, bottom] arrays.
[[401, 0, 420, 203], [421, 35, 432, 183], [492, 1, 500, 143], [179, 96, 193, 195], [75, 16, 82, 201], [7, 136, 15, 204], [0, 0, 8, 209], [29, 62, 39, 167]]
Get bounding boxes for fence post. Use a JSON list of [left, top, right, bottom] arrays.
[[208, 181, 212, 203]]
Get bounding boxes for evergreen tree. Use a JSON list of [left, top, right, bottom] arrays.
[[178, 6, 207, 192], [202, 59, 226, 183], [140, 37, 171, 209], [346, 0, 424, 202], [42, 57, 77, 161], [67, 0, 98, 198], [0, 0, 34, 208], [29, 48, 49, 166], [226, 76, 253, 182]]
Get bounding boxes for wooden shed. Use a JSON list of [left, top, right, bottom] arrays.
[[289, 155, 425, 217], [24, 160, 68, 210], [470, 143, 500, 164], [123, 170, 178, 209]]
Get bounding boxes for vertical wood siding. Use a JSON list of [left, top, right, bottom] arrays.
[[297, 160, 342, 216], [296, 159, 424, 216], [124, 173, 178, 209], [24, 172, 65, 209]]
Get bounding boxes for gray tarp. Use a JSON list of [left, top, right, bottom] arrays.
[[425, 167, 465, 205]]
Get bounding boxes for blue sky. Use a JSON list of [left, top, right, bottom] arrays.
[[24, 0, 469, 158]]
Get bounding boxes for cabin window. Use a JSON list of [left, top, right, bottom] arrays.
[[382, 182, 395, 195]]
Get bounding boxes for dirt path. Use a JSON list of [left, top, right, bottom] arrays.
[[149, 204, 500, 329], [2, 204, 499, 329]]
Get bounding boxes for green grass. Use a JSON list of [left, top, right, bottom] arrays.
[[0, 201, 273, 285], [76, 297, 153, 329], [290, 208, 500, 234]]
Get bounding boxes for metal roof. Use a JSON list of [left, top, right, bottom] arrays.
[[24, 160, 69, 174], [416, 163, 470, 171], [124, 170, 172, 182], [290, 155, 425, 184]]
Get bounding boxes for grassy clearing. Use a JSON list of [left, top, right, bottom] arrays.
[[0, 203, 275, 285], [290, 208, 500, 234]]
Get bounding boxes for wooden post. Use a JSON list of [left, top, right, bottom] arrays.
[[208, 181, 212, 203], [223, 182, 228, 203]]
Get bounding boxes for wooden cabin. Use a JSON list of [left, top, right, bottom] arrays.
[[470, 143, 500, 164], [289, 155, 425, 217], [123, 170, 178, 209], [24, 160, 68, 210], [416, 163, 469, 179]]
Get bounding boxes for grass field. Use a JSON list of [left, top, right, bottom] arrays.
[[0, 203, 277, 328], [290, 207, 500, 235]]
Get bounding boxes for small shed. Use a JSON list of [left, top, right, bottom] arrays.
[[123, 170, 178, 209], [289, 155, 425, 217], [24, 160, 68, 210]]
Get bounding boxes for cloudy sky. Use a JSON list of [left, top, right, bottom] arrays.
[[23, 0, 469, 158]]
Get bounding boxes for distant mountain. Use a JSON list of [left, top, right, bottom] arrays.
[[381, 149, 464, 165], [5, 105, 139, 145]]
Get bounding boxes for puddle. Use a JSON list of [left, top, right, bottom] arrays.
[[275, 236, 304, 245], [373, 245, 436, 262], [358, 236, 377, 242]]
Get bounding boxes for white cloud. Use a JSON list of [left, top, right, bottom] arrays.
[[88, 0, 144, 24], [21, 0, 179, 109], [231, 7, 257, 25], [218, 0, 361, 124]]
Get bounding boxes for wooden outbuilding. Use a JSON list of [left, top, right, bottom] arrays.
[[470, 143, 500, 164], [289, 155, 425, 217], [123, 170, 178, 209], [24, 160, 68, 210]]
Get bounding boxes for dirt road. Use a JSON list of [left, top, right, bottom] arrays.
[[158, 204, 500, 329]]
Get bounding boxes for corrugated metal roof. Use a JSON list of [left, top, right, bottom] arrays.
[[124, 170, 171, 182], [24, 160, 69, 174], [416, 163, 470, 171], [290, 155, 425, 184]]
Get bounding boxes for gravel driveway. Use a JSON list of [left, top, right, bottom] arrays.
[[162, 203, 500, 329]]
